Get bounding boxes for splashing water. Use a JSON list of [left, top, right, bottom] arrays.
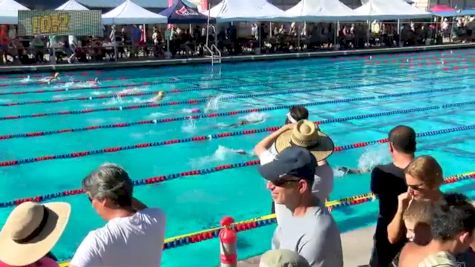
[[333, 145, 390, 177], [357, 145, 390, 171], [204, 94, 229, 113], [190, 145, 250, 168], [20, 75, 31, 83], [146, 112, 167, 119], [238, 112, 268, 124], [182, 117, 197, 133]]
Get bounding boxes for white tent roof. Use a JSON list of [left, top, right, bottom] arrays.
[[102, 0, 167, 25], [0, 0, 30, 24], [78, 0, 169, 8], [354, 0, 431, 19], [286, 0, 357, 22], [56, 0, 89, 10], [209, 0, 289, 22]]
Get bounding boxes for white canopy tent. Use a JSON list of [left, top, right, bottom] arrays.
[[77, 0, 196, 8], [0, 0, 30, 24], [354, 0, 432, 20], [102, 0, 167, 25], [56, 0, 89, 10], [285, 0, 357, 22], [209, 0, 289, 22]]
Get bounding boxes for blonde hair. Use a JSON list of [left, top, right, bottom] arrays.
[[404, 155, 443, 189], [403, 199, 434, 225]]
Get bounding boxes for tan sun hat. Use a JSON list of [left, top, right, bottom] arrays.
[[0, 201, 71, 266], [275, 120, 334, 162]]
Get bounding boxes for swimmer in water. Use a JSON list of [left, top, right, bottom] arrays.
[[47, 72, 60, 84], [336, 166, 371, 175], [89, 77, 99, 86], [215, 117, 265, 129], [150, 91, 165, 102]]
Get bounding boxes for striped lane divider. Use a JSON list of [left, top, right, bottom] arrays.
[[0, 100, 472, 141], [0, 125, 475, 208]]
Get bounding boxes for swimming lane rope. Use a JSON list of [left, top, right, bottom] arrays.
[[1, 54, 473, 97], [0, 75, 472, 121], [3, 50, 471, 88], [1, 126, 473, 208], [54, 171, 473, 266], [0, 65, 468, 107], [0, 100, 472, 141]]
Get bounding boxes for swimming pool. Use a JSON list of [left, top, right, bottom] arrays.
[[0, 48, 474, 266]]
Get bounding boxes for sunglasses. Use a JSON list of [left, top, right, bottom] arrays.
[[86, 194, 93, 203], [407, 183, 425, 191], [272, 176, 300, 187]]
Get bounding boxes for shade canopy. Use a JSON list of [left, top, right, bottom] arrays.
[[0, 0, 30, 24], [102, 0, 167, 25], [209, 0, 288, 22], [354, 0, 432, 19], [56, 0, 89, 10], [430, 4, 455, 12], [285, 0, 356, 22], [160, 0, 214, 24]]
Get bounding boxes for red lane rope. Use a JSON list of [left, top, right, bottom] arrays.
[[0, 123, 472, 168], [0, 100, 472, 141], [1, 130, 473, 208], [1, 54, 474, 97], [2, 50, 471, 87], [0, 73, 472, 122]]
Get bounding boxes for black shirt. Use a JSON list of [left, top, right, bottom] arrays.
[[370, 163, 408, 267]]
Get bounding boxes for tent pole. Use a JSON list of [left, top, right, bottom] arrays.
[[334, 20, 338, 50], [297, 23, 301, 51], [398, 19, 401, 47], [270, 22, 272, 38]]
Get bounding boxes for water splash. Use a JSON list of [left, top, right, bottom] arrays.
[[20, 75, 31, 83], [357, 145, 390, 171], [333, 145, 390, 177], [238, 112, 268, 124], [146, 112, 167, 119], [204, 94, 230, 113], [182, 116, 197, 133], [190, 145, 250, 168]]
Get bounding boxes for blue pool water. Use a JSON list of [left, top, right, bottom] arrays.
[[0, 48, 474, 266]]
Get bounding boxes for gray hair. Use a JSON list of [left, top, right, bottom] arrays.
[[82, 163, 133, 207]]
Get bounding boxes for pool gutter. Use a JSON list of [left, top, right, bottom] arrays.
[[0, 43, 474, 74]]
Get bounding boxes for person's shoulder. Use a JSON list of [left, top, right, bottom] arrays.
[[372, 163, 403, 177]]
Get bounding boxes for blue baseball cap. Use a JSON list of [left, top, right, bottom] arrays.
[[258, 146, 316, 184]]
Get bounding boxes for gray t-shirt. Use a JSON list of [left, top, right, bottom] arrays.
[[272, 202, 343, 267]]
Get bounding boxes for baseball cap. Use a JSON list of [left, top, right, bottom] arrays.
[[258, 146, 316, 185]]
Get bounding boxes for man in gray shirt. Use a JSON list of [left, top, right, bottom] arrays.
[[259, 146, 343, 267]]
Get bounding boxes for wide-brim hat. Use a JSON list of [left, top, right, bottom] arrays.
[[0, 202, 71, 266], [275, 120, 334, 162]]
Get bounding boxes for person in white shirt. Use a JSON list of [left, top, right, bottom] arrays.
[[254, 112, 335, 223], [70, 163, 166, 267]]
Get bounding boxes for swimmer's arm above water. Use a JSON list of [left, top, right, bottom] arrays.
[[253, 123, 294, 157]]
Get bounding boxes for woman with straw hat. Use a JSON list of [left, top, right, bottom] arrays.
[[0, 201, 71, 267], [254, 118, 335, 222]]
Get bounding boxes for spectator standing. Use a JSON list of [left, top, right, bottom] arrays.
[[70, 163, 166, 267]]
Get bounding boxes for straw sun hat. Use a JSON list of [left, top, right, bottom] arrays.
[[275, 120, 334, 162], [0, 201, 71, 266]]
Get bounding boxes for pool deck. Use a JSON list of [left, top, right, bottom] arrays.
[[0, 43, 474, 74], [237, 225, 374, 267]]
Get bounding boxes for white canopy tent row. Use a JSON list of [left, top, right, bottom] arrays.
[[354, 0, 432, 20], [208, 0, 289, 22], [102, 0, 167, 25], [56, 0, 89, 11], [285, 0, 357, 22], [0, 0, 29, 24]]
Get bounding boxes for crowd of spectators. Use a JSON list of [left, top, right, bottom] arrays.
[[0, 17, 474, 65]]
